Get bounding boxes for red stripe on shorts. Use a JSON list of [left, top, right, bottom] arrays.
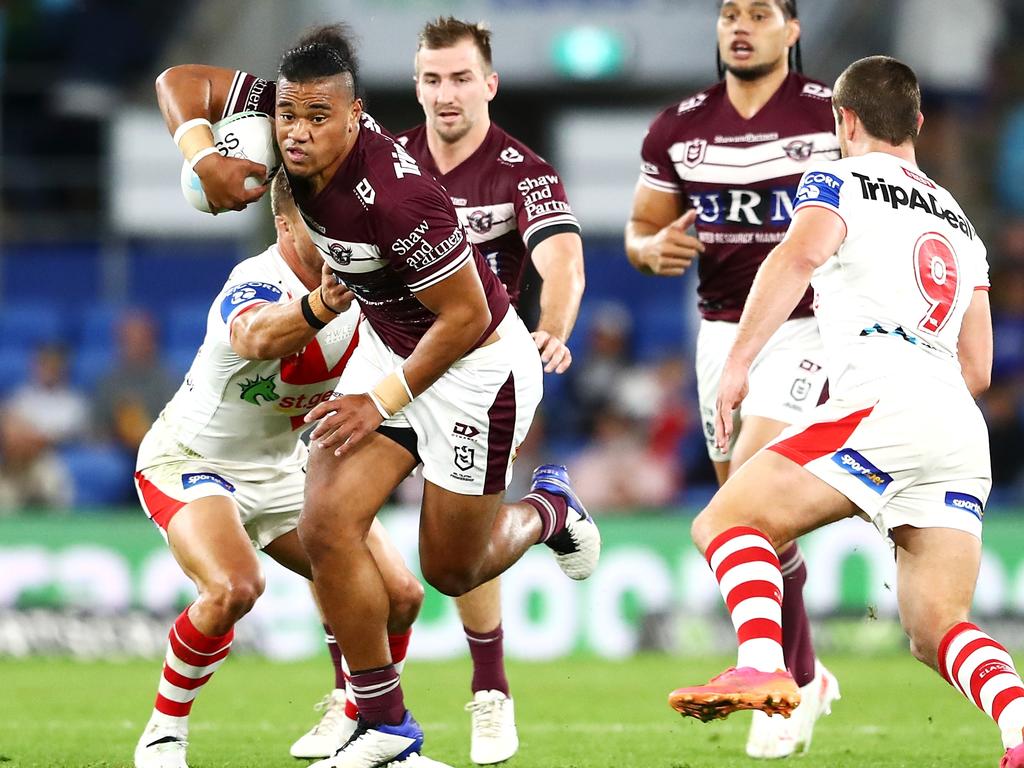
[[768, 404, 875, 466], [135, 471, 186, 531]]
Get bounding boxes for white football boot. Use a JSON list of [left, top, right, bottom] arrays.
[[386, 754, 456, 768], [291, 690, 358, 758], [745, 660, 841, 759], [134, 720, 188, 768], [308, 711, 423, 768], [465, 690, 519, 765], [530, 465, 601, 580]]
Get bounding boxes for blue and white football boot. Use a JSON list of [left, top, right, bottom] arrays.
[[530, 464, 601, 580]]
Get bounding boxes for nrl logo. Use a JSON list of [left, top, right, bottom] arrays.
[[454, 445, 475, 471], [683, 139, 708, 168], [467, 210, 493, 234], [239, 374, 279, 405], [783, 140, 814, 162], [330, 242, 354, 266]]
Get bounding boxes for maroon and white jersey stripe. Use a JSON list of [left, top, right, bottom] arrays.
[[640, 73, 839, 321], [222, 72, 511, 357], [397, 123, 580, 308]]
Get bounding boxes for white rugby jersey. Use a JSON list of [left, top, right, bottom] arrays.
[[160, 245, 360, 465], [793, 152, 989, 394]]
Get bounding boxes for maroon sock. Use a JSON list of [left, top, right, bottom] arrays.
[[323, 624, 346, 690], [465, 623, 510, 696], [348, 665, 405, 725], [780, 544, 817, 687], [523, 489, 568, 543]]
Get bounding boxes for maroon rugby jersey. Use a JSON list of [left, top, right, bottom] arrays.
[[396, 123, 580, 308], [223, 72, 511, 357], [640, 72, 839, 322]]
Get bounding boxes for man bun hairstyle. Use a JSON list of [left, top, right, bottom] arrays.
[[280, 24, 361, 95], [418, 16, 493, 72], [833, 55, 921, 145]]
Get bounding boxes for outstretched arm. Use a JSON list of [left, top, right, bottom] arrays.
[[715, 207, 846, 449]]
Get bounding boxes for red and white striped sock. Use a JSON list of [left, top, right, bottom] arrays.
[[939, 622, 1024, 749], [340, 631, 412, 722], [148, 607, 233, 730], [705, 526, 785, 673]]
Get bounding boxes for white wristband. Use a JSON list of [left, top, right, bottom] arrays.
[[396, 366, 414, 402], [189, 146, 220, 171], [173, 118, 212, 148]]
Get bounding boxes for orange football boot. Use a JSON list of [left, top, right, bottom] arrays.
[[668, 667, 801, 723]]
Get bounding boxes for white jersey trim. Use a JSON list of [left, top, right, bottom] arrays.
[[639, 174, 682, 194], [671, 132, 839, 185], [408, 246, 473, 292]]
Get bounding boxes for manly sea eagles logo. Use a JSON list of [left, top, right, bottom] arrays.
[[467, 210, 494, 235], [683, 139, 708, 168], [783, 139, 814, 162], [454, 445, 475, 471], [330, 242, 354, 266]]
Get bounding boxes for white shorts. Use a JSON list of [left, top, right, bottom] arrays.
[[337, 308, 543, 496], [134, 419, 306, 548], [767, 381, 991, 541], [696, 316, 828, 462]]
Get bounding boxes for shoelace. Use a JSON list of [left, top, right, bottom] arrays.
[[465, 698, 506, 738], [311, 694, 348, 735]]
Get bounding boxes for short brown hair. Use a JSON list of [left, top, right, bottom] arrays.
[[417, 17, 493, 72], [833, 55, 921, 145], [270, 169, 294, 218]]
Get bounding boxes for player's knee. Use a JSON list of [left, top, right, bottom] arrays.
[[202, 573, 265, 623], [387, 572, 424, 632], [904, 622, 942, 670], [690, 508, 721, 555], [421, 561, 478, 597], [297, 513, 350, 564]]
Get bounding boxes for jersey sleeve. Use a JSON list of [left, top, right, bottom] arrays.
[[513, 161, 581, 252], [222, 71, 277, 118], [793, 165, 850, 225], [638, 111, 681, 194], [379, 175, 475, 294], [213, 279, 286, 344]]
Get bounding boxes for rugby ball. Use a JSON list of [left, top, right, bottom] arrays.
[[180, 111, 280, 213]]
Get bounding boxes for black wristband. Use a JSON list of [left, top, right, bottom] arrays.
[[300, 293, 328, 330], [321, 293, 342, 314]]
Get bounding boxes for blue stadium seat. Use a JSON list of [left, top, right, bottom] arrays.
[[167, 345, 197, 381], [635, 305, 687, 362], [1, 243, 101, 303], [77, 304, 127, 350], [71, 347, 115, 391], [0, 302, 65, 349], [128, 242, 242, 311], [59, 444, 135, 508], [0, 347, 32, 396], [166, 302, 211, 350]]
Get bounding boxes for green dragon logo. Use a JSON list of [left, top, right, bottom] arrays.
[[238, 374, 279, 405]]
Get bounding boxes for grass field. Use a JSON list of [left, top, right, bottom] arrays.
[[0, 653, 1006, 767]]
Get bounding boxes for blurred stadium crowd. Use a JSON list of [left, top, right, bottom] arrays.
[[1, 0, 1023, 513]]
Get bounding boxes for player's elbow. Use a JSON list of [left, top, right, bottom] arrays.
[[230, 332, 276, 361]]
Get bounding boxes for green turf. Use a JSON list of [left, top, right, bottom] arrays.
[[0, 653, 1006, 767]]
